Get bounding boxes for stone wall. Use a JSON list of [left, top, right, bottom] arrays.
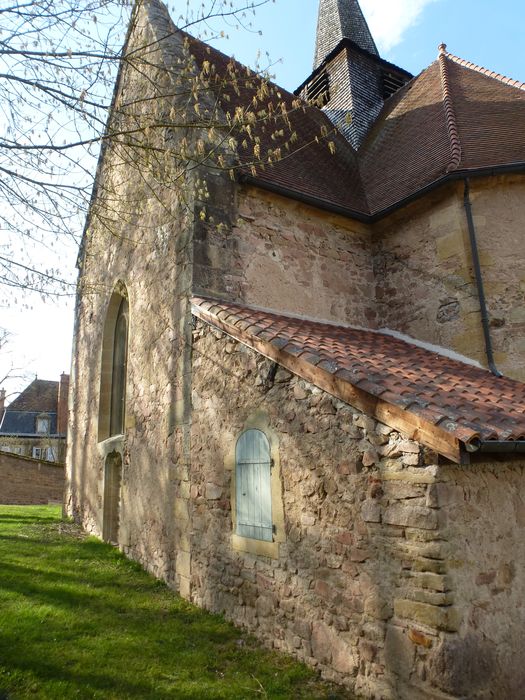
[[0, 452, 64, 505], [190, 320, 525, 699], [374, 175, 525, 381], [194, 184, 377, 328], [65, 0, 196, 589]]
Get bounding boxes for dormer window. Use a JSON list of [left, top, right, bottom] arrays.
[[36, 415, 50, 434]]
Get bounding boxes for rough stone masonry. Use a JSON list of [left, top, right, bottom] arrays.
[[189, 321, 525, 700]]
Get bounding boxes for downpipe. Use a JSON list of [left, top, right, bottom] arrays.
[[463, 178, 502, 377]]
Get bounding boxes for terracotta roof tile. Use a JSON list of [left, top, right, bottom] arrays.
[[358, 53, 525, 214], [183, 30, 369, 214], [192, 297, 525, 457]]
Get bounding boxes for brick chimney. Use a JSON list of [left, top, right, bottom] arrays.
[[57, 373, 69, 435]]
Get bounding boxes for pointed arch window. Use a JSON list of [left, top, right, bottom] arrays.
[[98, 285, 129, 443], [109, 297, 128, 436]]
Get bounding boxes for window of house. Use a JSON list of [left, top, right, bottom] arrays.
[[109, 296, 129, 437], [0, 445, 22, 454], [32, 446, 56, 461], [235, 429, 273, 542], [36, 415, 50, 434]]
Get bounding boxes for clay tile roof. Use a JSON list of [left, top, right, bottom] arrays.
[[192, 297, 525, 462], [138, 2, 525, 221], [358, 51, 525, 214], [149, 0, 368, 215]]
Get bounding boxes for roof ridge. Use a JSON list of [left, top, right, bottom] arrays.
[[445, 50, 525, 92], [438, 44, 462, 172]]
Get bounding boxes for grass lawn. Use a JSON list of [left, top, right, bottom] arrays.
[[0, 505, 356, 700]]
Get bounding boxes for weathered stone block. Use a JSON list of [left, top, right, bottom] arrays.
[[384, 626, 415, 680], [383, 503, 438, 530], [394, 599, 460, 632], [311, 621, 332, 665], [408, 628, 434, 649], [428, 634, 496, 696], [408, 572, 451, 592], [205, 482, 222, 500], [361, 499, 381, 523]]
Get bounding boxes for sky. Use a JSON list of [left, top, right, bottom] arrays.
[[1, 0, 525, 401]]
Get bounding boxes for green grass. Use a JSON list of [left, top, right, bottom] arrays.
[[0, 506, 355, 700]]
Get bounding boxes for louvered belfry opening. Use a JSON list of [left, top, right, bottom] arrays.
[[382, 69, 409, 99], [298, 0, 412, 148], [307, 71, 331, 106]]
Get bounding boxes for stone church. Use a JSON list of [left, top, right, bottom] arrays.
[[66, 0, 525, 697]]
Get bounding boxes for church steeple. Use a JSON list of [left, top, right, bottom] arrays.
[[296, 0, 411, 148], [314, 0, 378, 69]]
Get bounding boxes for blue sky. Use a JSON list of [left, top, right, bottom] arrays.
[[209, 0, 525, 91], [2, 0, 525, 399]]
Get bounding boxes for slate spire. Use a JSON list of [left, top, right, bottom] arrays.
[[314, 0, 378, 69]]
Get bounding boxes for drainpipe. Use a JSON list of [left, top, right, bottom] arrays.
[[463, 178, 502, 377]]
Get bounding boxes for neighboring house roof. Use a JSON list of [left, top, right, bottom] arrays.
[[0, 411, 58, 436], [7, 379, 58, 412], [192, 296, 525, 464], [0, 379, 59, 436]]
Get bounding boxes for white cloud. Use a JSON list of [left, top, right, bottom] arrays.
[[360, 0, 440, 53]]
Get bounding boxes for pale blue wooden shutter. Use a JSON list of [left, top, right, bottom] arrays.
[[236, 429, 272, 541]]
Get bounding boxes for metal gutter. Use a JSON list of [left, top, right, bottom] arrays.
[[463, 178, 502, 377], [240, 163, 525, 224], [465, 439, 525, 454]]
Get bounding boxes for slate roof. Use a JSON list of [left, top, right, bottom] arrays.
[[314, 0, 378, 69], [192, 296, 525, 462], [0, 411, 58, 436], [0, 380, 59, 436]]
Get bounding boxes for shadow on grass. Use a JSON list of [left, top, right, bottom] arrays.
[[0, 506, 354, 700]]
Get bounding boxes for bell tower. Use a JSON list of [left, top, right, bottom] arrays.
[[297, 0, 412, 149]]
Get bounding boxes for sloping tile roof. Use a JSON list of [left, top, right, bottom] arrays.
[[359, 52, 525, 214], [192, 296, 525, 462], [447, 55, 525, 170], [138, 2, 525, 220], [148, 1, 368, 215], [7, 380, 58, 412]]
